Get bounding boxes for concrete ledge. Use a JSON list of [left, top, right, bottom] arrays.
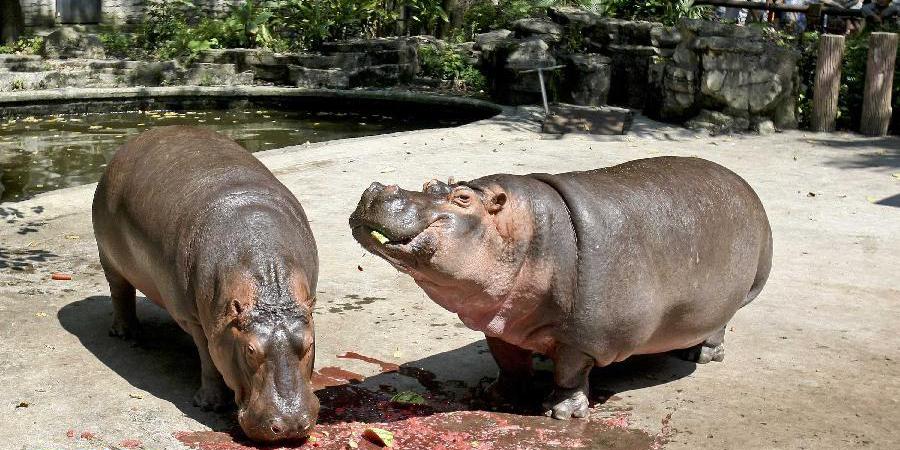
[[0, 86, 504, 119]]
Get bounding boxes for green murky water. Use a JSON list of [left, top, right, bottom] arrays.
[[0, 108, 459, 202]]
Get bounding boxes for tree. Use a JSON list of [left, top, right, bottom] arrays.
[[1, 0, 24, 45]]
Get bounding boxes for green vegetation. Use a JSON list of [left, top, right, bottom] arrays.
[[95, 0, 715, 59], [603, 0, 711, 25], [418, 43, 487, 92], [0, 35, 42, 55]]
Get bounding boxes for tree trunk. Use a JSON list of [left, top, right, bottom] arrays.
[[1, 0, 25, 45], [860, 32, 898, 136], [438, 0, 461, 39], [811, 34, 845, 132]]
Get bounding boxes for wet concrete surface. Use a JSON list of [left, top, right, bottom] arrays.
[[1, 110, 898, 448]]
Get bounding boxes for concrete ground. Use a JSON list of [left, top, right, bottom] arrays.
[[1, 109, 898, 449]]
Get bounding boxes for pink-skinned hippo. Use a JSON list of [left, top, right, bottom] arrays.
[[349, 156, 772, 419], [92, 126, 319, 441]]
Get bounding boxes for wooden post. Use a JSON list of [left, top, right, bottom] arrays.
[[860, 32, 898, 136], [806, 3, 823, 33], [812, 35, 845, 132]]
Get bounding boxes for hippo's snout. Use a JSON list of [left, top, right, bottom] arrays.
[[239, 399, 319, 442], [349, 181, 444, 246]]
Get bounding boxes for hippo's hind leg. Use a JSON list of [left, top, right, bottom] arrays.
[[484, 336, 533, 403], [681, 325, 726, 364], [102, 262, 140, 340], [543, 344, 593, 420]]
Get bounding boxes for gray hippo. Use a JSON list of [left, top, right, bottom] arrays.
[[92, 126, 319, 441], [349, 156, 772, 419]]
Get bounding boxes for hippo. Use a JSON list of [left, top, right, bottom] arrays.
[[349, 156, 772, 420], [92, 126, 319, 441]]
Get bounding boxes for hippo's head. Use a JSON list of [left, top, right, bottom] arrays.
[[349, 179, 518, 310], [209, 272, 319, 442]]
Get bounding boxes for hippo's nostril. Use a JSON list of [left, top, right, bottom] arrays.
[[269, 419, 284, 435]]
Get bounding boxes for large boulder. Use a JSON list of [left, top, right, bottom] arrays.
[[548, 6, 601, 29], [512, 18, 565, 44], [474, 29, 513, 51], [563, 53, 611, 106], [41, 27, 105, 59]]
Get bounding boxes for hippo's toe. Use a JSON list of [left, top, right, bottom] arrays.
[[680, 342, 725, 364], [543, 388, 590, 420], [108, 320, 141, 341]]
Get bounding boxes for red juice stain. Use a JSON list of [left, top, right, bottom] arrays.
[[338, 352, 400, 373], [175, 410, 656, 450], [173, 431, 255, 450], [65, 429, 76, 439], [119, 438, 142, 448], [80, 431, 96, 440], [312, 366, 366, 391]]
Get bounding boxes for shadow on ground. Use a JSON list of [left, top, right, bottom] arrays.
[[813, 137, 900, 170], [59, 295, 695, 449], [57, 296, 230, 430]]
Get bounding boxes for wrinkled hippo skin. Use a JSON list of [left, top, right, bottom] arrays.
[[92, 126, 319, 441], [349, 156, 772, 419]]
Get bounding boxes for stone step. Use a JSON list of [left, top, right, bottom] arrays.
[[287, 65, 350, 89], [349, 64, 413, 88], [320, 38, 414, 54]]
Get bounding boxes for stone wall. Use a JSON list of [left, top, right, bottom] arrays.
[[20, 0, 245, 26], [0, 33, 416, 92], [476, 7, 800, 132]]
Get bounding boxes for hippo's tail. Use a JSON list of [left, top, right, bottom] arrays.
[[743, 225, 772, 308]]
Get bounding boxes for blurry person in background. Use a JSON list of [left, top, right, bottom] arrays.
[[861, 0, 900, 28]]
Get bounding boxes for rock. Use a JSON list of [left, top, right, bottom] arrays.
[[474, 30, 512, 51], [563, 54, 611, 106], [506, 38, 556, 71], [288, 65, 350, 89], [128, 60, 182, 86], [650, 25, 682, 48], [41, 27, 105, 59], [752, 118, 776, 135], [692, 36, 765, 54], [548, 6, 600, 28], [185, 63, 253, 86], [595, 19, 658, 46], [685, 109, 750, 134], [513, 18, 564, 44]]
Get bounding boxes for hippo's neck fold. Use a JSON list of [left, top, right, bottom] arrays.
[[182, 191, 317, 330]]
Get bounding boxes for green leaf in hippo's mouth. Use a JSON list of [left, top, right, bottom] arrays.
[[370, 229, 391, 245]]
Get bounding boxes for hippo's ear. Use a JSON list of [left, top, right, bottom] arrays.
[[487, 192, 507, 214]]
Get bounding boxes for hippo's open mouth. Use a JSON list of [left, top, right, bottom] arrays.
[[350, 221, 442, 273]]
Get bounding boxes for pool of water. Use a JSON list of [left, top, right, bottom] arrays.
[[0, 108, 463, 202]]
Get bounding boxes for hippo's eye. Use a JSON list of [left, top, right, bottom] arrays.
[[452, 192, 472, 207]]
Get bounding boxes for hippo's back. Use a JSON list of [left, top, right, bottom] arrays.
[[534, 157, 772, 357], [91, 126, 311, 306]]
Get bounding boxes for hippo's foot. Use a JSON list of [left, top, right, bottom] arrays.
[[542, 387, 590, 420], [482, 373, 530, 405], [681, 342, 725, 364], [193, 382, 232, 412], [108, 320, 141, 341]]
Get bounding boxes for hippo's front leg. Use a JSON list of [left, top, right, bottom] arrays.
[[543, 344, 593, 420], [183, 322, 232, 411], [484, 336, 533, 402]]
